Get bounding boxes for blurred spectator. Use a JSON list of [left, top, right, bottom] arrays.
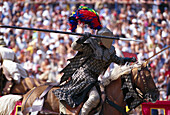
[[48, 56, 58, 82], [0, 1, 169, 99], [33, 49, 45, 65], [39, 58, 51, 81], [137, 49, 148, 63], [157, 69, 167, 100]]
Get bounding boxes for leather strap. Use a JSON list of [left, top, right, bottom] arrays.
[[106, 96, 127, 115], [39, 85, 53, 99], [23, 87, 37, 115]]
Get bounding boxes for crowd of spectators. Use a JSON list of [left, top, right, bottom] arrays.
[[0, 0, 169, 102]]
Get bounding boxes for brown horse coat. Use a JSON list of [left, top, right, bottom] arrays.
[[21, 64, 159, 115]]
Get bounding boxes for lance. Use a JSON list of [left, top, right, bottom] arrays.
[[0, 25, 143, 42], [146, 45, 170, 62], [141, 45, 170, 67]]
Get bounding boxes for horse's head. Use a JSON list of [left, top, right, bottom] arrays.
[[131, 62, 159, 103]]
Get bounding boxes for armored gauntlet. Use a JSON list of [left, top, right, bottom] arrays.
[[77, 32, 91, 44], [124, 57, 137, 64]]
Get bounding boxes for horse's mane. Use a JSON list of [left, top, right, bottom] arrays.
[[0, 94, 22, 115], [101, 63, 142, 86]]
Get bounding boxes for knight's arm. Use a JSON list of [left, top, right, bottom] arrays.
[[111, 49, 136, 65], [71, 32, 91, 51], [112, 54, 136, 65]]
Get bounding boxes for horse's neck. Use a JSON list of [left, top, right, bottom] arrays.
[[11, 78, 46, 94], [11, 78, 39, 94], [104, 78, 126, 114]]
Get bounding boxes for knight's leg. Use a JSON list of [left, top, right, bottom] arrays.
[[80, 87, 100, 115]]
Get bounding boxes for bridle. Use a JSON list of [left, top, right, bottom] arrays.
[[137, 67, 149, 93], [133, 67, 158, 102]]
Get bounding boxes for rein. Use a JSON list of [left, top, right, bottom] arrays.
[[105, 96, 127, 115]]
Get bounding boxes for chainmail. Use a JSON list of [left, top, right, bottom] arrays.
[[53, 38, 124, 108], [86, 38, 116, 62], [121, 73, 143, 110]]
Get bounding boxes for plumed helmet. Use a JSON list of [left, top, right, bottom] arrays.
[[0, 37, 6, 47], [68, 6, 113, 49], [68, 6, 102, 32], [96, 27, 113, 49]]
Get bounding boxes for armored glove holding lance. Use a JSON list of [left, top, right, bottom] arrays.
[[123, 57, 137, 64], [76, 32, 91, 44]]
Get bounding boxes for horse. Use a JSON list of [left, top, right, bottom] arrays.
[[0, 66, 45, 96], [0, 62, 159, 115], [11, 77, 46, 95], [0, 74, 46, 96], [0, 74, 46, 115]]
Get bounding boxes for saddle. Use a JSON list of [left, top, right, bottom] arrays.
[[24, 83, 102, 115]]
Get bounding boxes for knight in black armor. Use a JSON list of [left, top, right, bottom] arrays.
[[53, 27, 137, 115]]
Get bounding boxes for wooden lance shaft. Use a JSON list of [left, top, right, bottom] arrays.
[[0, 25, 143, 42]]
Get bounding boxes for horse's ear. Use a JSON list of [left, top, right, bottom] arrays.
[[141, 61, 148, 68]]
